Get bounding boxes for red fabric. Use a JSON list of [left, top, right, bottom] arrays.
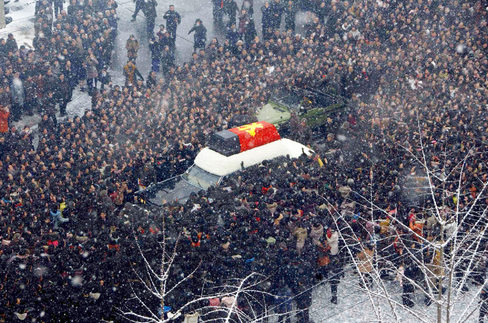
[[228, 121, 281, 153], [408, 212, 415, 222], [348, 114, 357, 126], [108, 244, 120, 251], [220, 0, 224, 8], [190, 232, 202, 247], [48, 240, 59, 247], [261, 185, 272, 194], [209, 298, 220, 306], [393, 236, 401, 254], [0, 110, 9, 133]]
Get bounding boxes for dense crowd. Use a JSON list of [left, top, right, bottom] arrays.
[[1, 0, 488, 322], [1, 0, 117, 123]]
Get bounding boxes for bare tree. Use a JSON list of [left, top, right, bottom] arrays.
[[118, 214, 300, 323], [318, 115, 488, 323]]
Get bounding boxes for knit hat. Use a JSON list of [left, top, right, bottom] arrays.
[[209, 298, 220, 307], [221, 296, 235, 308]]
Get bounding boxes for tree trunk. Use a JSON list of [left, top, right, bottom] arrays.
[[437, 240, 443, 323]]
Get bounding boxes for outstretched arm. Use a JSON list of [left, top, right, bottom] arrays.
[[135, 68, 144, 81]]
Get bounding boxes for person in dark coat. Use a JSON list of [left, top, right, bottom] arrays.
[[54, 0, 64, 17], [402, 255, 419, 308], [223, 0, 238, 27], [5, 34, 18, 54], [67, 0, 79, 16], [270, 0, 284, 30], [99, 66, 111, 90], [188, 19, 207, 52], [241, 0, 254, 16], [273, 279, 292, 323], [284, 0, 296, 32], [163, 5, 181, 47], [261, 1, 273, 39], [143, 0, 158, 38], [146, 71, 157, 88], [328, 251, 342, 304], [42, 91, 57, 126], [226, 24, 239, 49], [213, 0, 224, 26], [55, 74, 72, 116], [23, 75, 37, 116], [160, 45, 175, 75], [315, 1, 329, 24], [244, 16, 257, 46], [131, 0, 145, 21]]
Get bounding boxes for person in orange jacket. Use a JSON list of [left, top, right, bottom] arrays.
[[123, 59, 144, 87]]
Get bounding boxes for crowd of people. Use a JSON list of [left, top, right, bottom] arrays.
[[1, 0, 488, 321], [1, 0, 118, 124]]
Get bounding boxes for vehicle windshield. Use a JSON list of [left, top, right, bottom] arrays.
[[182, 165, 221, 189]]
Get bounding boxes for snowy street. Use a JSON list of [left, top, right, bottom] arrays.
[[110, 0, 270, 81]]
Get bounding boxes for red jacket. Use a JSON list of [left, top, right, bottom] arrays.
[[0, 109, 9, 133]]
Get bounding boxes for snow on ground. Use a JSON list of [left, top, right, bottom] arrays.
[[12, 87, 89, 131], [0, 0, 36, 47], [309, 271, 479, 323]]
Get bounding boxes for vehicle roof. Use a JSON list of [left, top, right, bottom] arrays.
[[194, 138, 314, 177]]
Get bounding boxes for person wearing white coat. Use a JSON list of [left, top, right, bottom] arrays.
[[326, 227, 341, 304], [327, 228, 339, 256]]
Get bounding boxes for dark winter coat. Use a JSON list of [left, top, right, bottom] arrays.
[[224, 0, 238, 22], [270, 0, 284, 29], [261, 4, 273, 29], [23, 78, 37, 103], [5, 38, 18, 54], [163, 10, 181, 29], [43, 94, 57, 115], [284, 2, 297, 31], [188, 23, 207, 49], [55, 77, 72, 102], [226, 27, 239, 46], [143, 0, 157, 19], [149, 38, 162, 60]]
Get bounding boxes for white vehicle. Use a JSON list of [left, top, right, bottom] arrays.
[[137, 122, 313, 205]]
